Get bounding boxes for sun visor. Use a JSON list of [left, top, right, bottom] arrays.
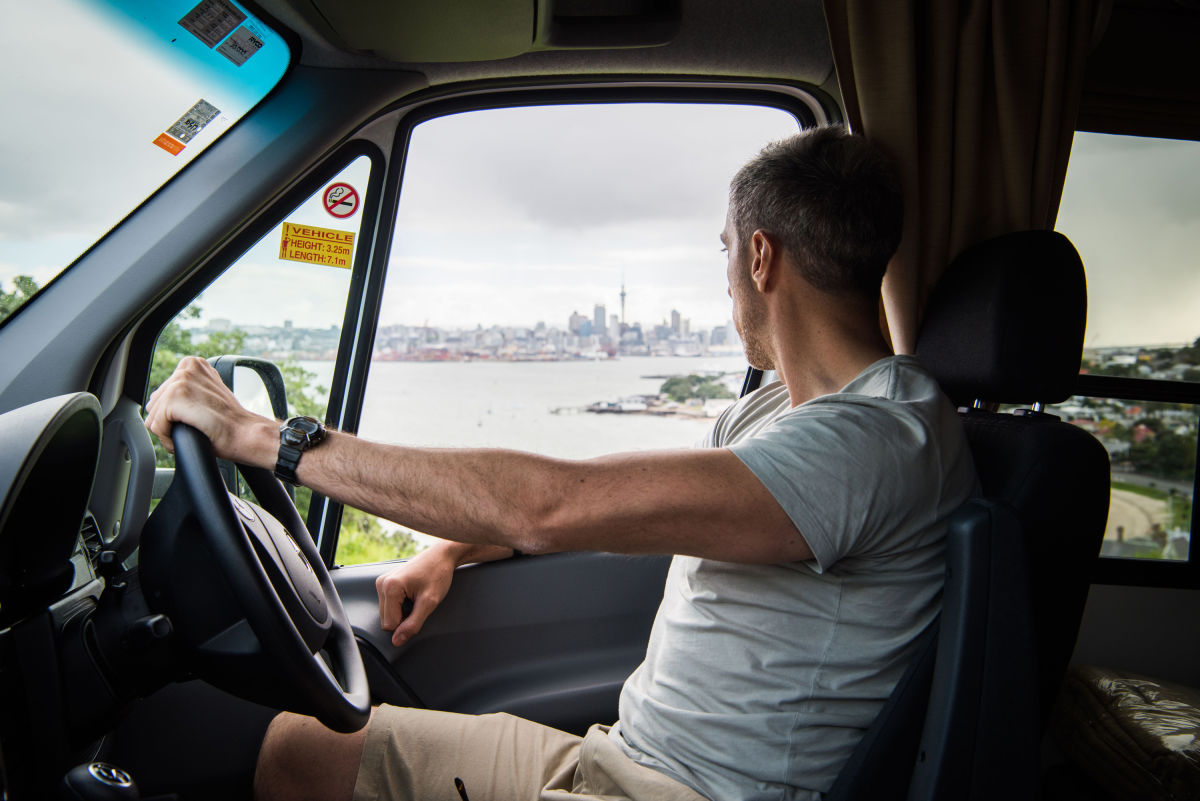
[[302, 0, 680, 63]]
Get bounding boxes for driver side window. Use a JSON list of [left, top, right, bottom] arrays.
[[336, 102, 801, 565]]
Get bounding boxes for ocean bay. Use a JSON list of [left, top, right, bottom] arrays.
[[305, 355, 750, 459]]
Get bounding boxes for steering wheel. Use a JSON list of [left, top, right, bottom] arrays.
[[140, 424, 370, 733]]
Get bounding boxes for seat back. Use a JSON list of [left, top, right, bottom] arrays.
[[917, 230, 1111, 727], [828, 500, 1036, 801], [908, 498, 1039, 800], [827, 231, 1110, 801]]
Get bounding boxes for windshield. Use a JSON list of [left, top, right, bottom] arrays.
[[0, 0, 290, 324]]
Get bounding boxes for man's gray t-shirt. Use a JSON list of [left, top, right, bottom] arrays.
[[611, 355, 978, 800]]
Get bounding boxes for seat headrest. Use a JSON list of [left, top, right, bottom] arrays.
[[915, 230, 1087, 407]]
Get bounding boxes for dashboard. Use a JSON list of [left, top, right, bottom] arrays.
[[0, 393, 103, 627]]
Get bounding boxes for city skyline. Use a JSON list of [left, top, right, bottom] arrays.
[[197, 294, 742, 364]]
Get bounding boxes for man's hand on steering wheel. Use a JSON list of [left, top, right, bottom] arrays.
[[145, 355, 275, 466]]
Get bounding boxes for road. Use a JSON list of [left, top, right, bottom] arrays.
[[1111, 470, 1194, 496], [1105, 488, 1169, 542]]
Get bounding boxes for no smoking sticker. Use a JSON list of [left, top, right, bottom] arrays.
[[323, 183, 359, 218]]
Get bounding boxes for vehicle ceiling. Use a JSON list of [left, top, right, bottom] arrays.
[[257, 0, 842, 96], [255, 0, 1200, 141]]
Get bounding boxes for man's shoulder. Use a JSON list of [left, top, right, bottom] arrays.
[[831, 355, 942, 404], [709, 357, 955, 448], [731, 358, 966, 465], [708, 380, 792, 447]]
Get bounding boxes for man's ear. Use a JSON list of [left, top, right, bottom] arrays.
[[750, 229, 776, 292]]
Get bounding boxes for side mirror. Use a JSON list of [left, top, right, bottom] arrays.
[[207, 356, 291, 495]]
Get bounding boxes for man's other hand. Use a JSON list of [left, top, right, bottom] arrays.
[[376, 545, 458, 647]]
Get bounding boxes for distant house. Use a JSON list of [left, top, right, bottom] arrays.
[[1101, 439, 1131, 458], [1132, 423, 1155, 444]]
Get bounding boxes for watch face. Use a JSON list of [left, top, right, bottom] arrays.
[[293, 417, 321, 436], [282, 416, 323, 448]]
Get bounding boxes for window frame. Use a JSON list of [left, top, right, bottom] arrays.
[[1074, 372, 1200, 588]]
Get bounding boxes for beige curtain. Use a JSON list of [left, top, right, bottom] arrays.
[[823, 0, 1108, 353]]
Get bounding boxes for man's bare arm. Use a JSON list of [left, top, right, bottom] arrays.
[[309, 437, 810, 563], [146, 357, 811, 564]]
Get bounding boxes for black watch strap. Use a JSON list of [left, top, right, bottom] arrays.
[[275, 416, 325, 485], [274, 443, 305, 485]]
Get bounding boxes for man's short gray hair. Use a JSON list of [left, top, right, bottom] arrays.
[[728, 126, 903, 298]]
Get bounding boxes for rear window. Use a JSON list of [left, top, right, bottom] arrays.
[[1056, 132, 1200, 567]]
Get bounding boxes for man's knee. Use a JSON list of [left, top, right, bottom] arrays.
[[254, 710, 371, 801]]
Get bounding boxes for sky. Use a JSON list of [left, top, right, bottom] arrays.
[[376, 103, 801, 333], [2, 0, 1198, 347], [159, 102, 803, 335], [1055, 132, 1200, 348]]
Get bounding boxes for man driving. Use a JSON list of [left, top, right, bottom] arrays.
[[146, 125, 977, 801]]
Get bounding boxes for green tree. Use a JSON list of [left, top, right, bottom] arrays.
[[148, 307, 248, 398], [1089, 362, 1140, 378], [1177, 336, 1200, 366], [0, 275, 39, 323], [1129, 429, 1197, 482], [660, 374, 736, 403]]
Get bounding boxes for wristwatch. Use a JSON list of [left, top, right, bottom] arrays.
[[275, 415, 326, 485]]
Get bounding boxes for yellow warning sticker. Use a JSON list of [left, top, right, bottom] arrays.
[[279, 223, 355, 269]]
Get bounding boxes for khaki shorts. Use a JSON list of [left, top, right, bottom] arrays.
[[352, 705, 709, 801]]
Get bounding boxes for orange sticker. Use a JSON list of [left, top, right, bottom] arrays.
[[152, 132, 185, 156]]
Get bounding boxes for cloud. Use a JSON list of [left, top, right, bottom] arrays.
[[400, 103, 799, 232], [1058, 132, 1200, 346], [378, 103, 792, 332], [1064, 134, 1200, 226]]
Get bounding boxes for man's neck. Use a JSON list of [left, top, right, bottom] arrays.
[[771, 296, 893, 408]]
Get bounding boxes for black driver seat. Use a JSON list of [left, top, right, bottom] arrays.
[[827, 230, 1111, 800]]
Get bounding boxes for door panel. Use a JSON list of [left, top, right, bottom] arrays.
[[334, 551, 670, 734]]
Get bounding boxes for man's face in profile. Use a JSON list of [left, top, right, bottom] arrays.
[[723, 210, 774, 371]]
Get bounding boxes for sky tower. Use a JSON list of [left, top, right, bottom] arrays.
[[620, 274, 627, 325]]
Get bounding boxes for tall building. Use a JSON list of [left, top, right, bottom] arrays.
[[594, 304, 606, 336], [568, 310, 586, 334], [670, 309, 681, 334], [620, 277, 627, 324]]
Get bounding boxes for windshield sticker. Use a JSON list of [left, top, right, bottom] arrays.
[[152, 133, 186, 156], [279, 223, 356, 270], [178, 0, 247, 48], [167, 99, 221, 144], [217, 25, 265, 66], [322, 183, 360, 219], [152, 100, 221, 156]]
